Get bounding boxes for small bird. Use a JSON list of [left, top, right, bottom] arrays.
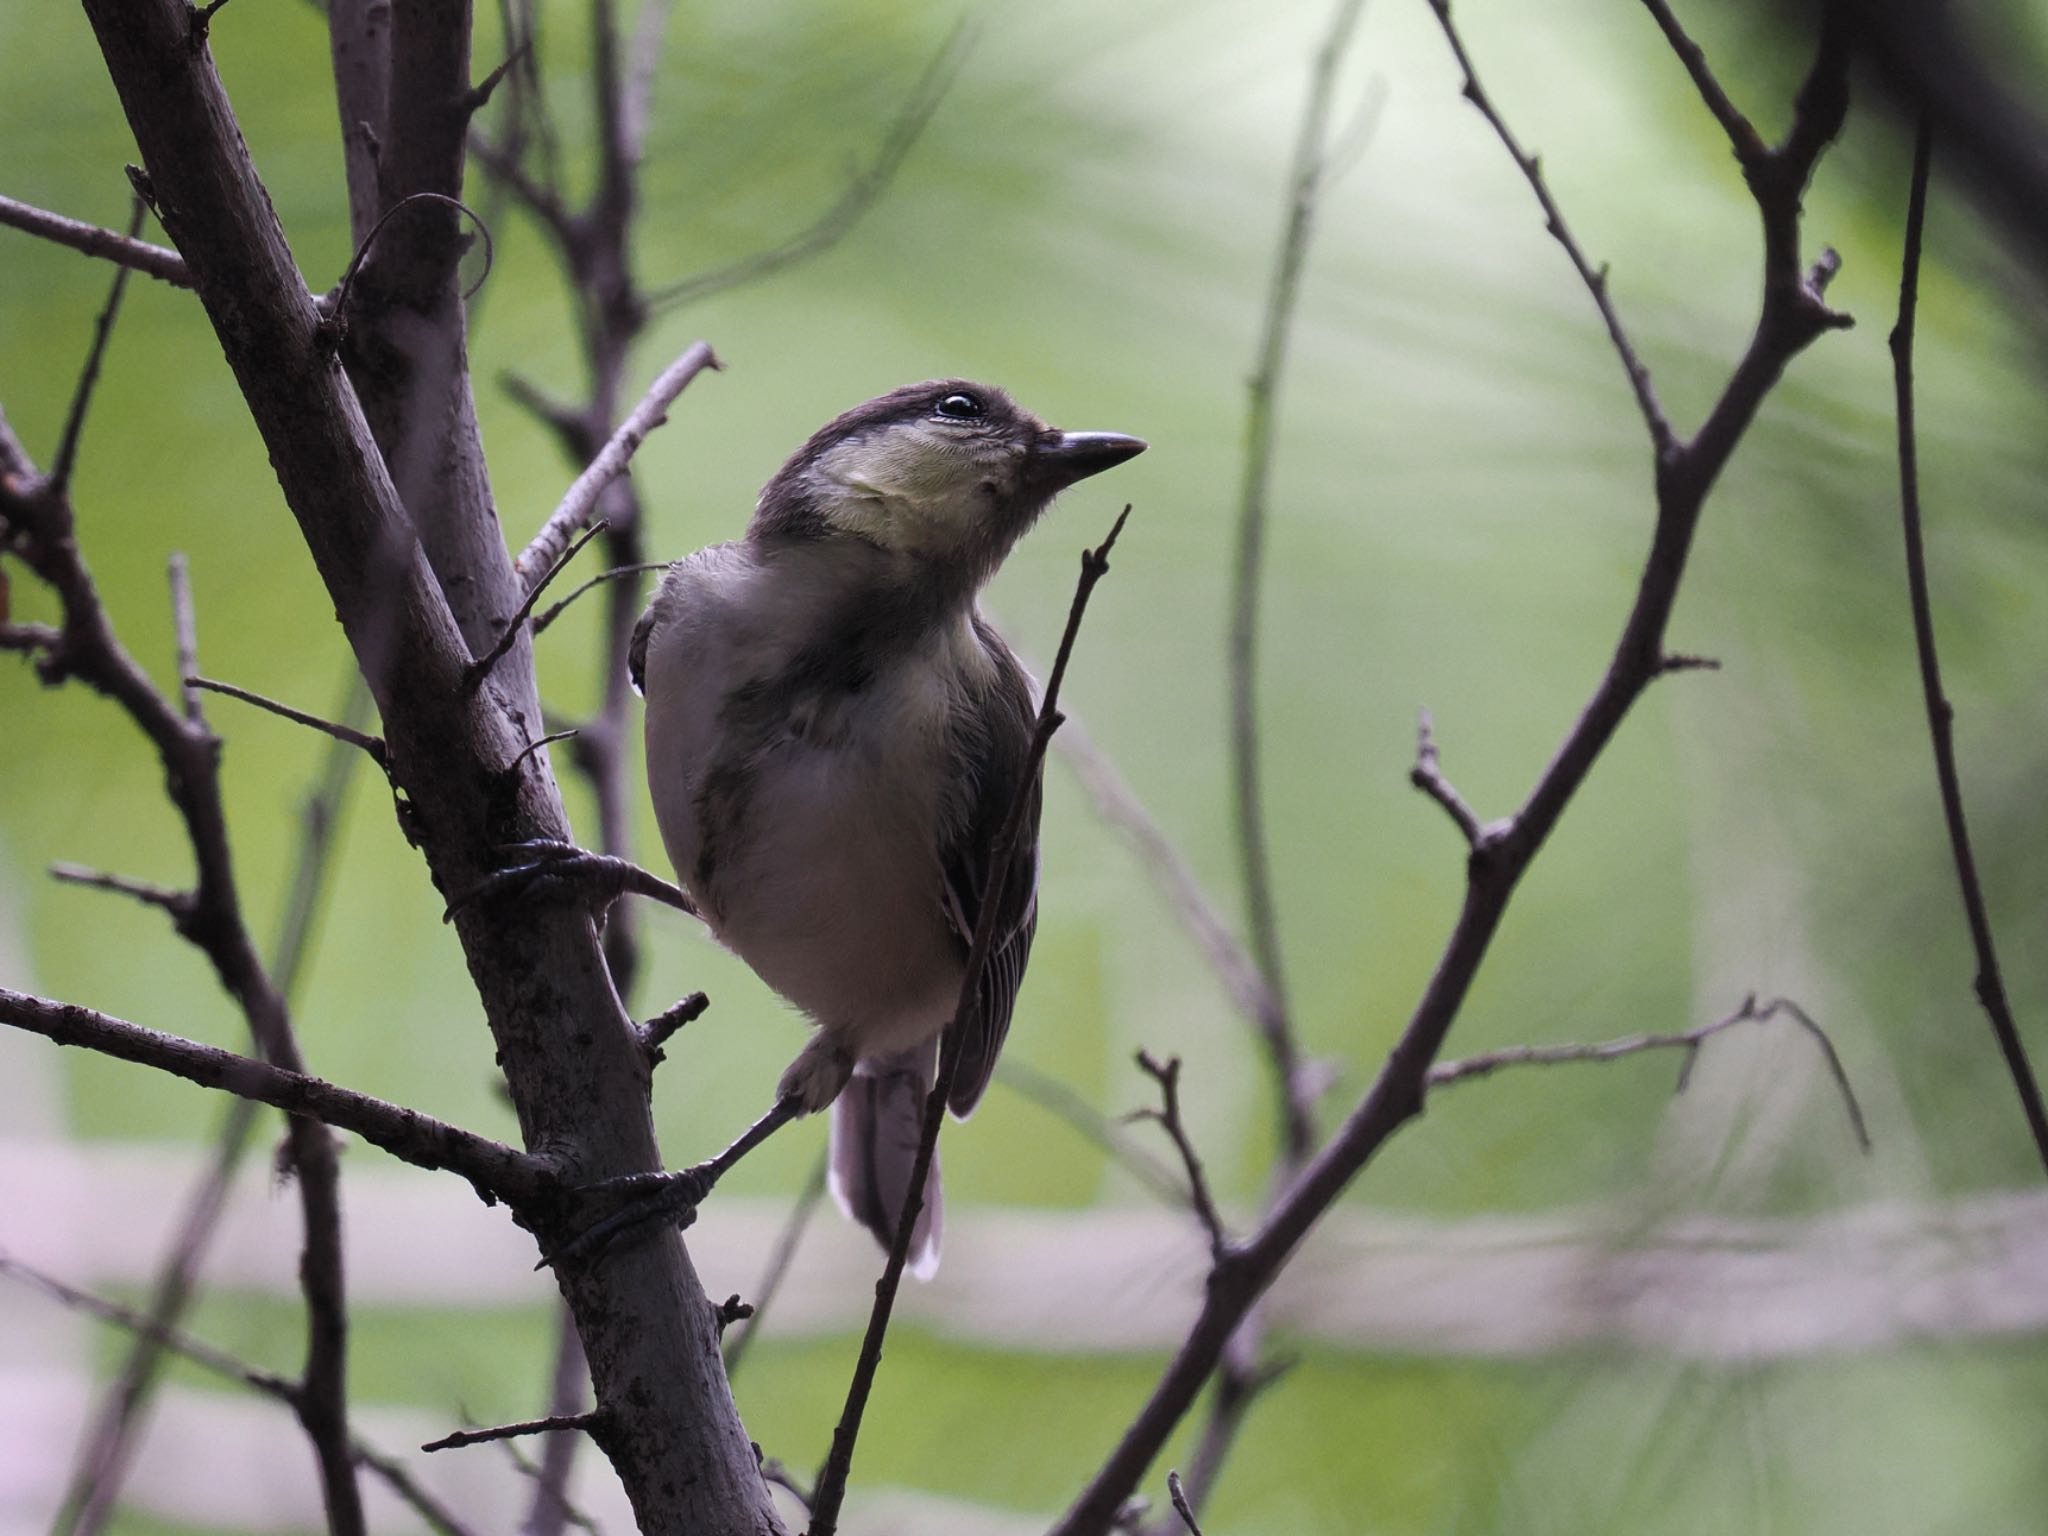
[[631, 380, 1145, 1275]]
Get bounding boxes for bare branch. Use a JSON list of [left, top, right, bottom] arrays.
[[0, 192, 193, 286], [639, 991, 710, 1066], [1166, 1471, 1205, 1536], [514, 342, 719, 587], [57, 678, 371, 1536], [465, 518, 609, 690], [1429, 993, 1872, 1151], [49, 861, 190, 919], [997, 1060, 1188, 1208], [1888, 116, 2048, 1176], [1426, 0, 1673, 457], [808, 507, 1132, 1536], [50, 193, 147, 493], [423, 1413, 602, 1454], [722, 1155, 829, 1382], [1129, 1051, 1228, 1261], [1637, 0, 1767, 162], [1050, 710, 1281, 1038], [1408, 708, 1484, 849], [511, 726, 579, 774], [1231, 0, 1369, 1177], [532, 560, 671, 636], [167, 553, 203, 722], [0, 987, 548, 1204], [188, 675, 389, 769], [1049, 11, 1855, 1529], [2, 1254, 483, 1536], [646, 18, 977, 312]]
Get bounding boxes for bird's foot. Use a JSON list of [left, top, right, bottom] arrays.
[[443, 839, 698, 923], [536, 1163, 716, 1270]]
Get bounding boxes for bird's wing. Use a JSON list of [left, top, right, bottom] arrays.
[[938, 625, 1043, 1118]]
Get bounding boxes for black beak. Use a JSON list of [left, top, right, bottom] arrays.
[[1031, 430, 1148, 493]]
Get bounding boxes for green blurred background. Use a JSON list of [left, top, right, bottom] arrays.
[[6, 0, 2048, 1531]]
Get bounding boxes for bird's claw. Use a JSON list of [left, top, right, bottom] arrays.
[[443, 840, 696, 923], [535, 1165, 715, 1271]]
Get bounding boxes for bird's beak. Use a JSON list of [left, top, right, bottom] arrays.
[[1031, 430, 1148, 493]]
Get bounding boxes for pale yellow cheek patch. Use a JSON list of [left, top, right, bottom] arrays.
[[808, 430, 1009, 555]]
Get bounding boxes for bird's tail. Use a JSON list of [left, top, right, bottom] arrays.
[[829, 1045, 943, 1279]]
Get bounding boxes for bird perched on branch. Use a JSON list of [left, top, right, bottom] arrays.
[[629, 380, 1144, 1275]]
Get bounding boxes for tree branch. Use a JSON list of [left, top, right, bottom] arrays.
[[1129, 1051, 1228, 1261], [1428, 0, 1674, 457], [807, 507, 1131, 1536], [1888, 115, 2048, 1176], [0, 987, 547, 1203], [0, 191, 193, 286], [1, 1254, 483, 1536], [513, 341, 719, 588], [422, 1413, 602, 1454], [1428, 993, 1872, 1150], [1049, 11, 1856, 1530], [645, 16, 977, 312]]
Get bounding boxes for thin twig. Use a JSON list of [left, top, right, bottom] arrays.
[[464, 518, 608, 690], [646, 17, 977, 312], [1129, 1051, 1228, 1260], [1, 1254, 482, 1536], [187, 675, 389, 768], [50, 193, 147, 494], [167, 554, 203, 723], [1166, 1471, 1205, 1536], [996, 1059, 1188, 1208], [1230, 0, 1367, 1174], [1429, 993, 1871, 1150], [1409, 708, 1484, 849], [531, 561, 671, 635], [808, 507, 1131, 1536], [513, 342, 719, 587], [1637, 0, 1767, 162], [510, 727, 578, 773], [1050, 709, 1281, 1035], [721, 1153, 828, 1382], [1888, 116, 2048, 1177], [422, 1413, 601, 1454], [0, 192, 193, 286], [1427, 0, 1673, 456], [49, 862, 189, 918]]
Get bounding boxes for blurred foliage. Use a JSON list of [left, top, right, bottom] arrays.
[[7, 0, 2048, 1531]]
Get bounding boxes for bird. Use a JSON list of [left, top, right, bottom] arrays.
[[627, 380, 1145, 1277]]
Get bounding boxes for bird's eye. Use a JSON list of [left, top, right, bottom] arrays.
[[934, 392, 986, 421]]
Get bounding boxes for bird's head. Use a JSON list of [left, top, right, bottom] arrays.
[[750, 380, 1145, 592]]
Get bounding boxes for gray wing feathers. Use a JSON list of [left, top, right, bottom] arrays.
[[940, 624, 1044, 1117], [829, 1047, 943, 1280]]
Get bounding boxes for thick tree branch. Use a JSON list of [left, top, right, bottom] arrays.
[[1888, 117, 2048, 1176], [808, 508, 1131, 1536], [72, 8, 785, 1528], [1049, 12, 1855, 1532]]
